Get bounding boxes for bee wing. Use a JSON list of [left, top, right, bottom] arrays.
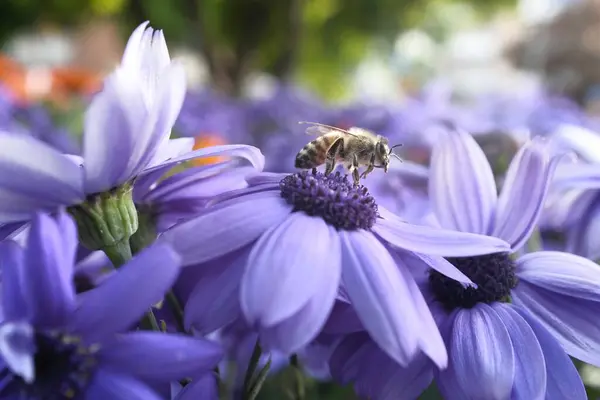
[[348, 127, 376, 138], [299, 121, 361, 138], [304, 125, 334, 136]]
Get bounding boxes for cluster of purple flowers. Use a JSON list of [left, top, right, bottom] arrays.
[[0, 21, 600, 400]]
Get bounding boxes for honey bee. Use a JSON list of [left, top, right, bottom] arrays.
[[294, 122, 403, 185]]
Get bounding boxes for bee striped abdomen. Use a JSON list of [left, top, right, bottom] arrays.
[[295, 135, 339, 169]]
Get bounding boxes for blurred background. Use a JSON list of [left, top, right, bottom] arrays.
[[3, 0, 600, 398], [0, 0, 589, 105]]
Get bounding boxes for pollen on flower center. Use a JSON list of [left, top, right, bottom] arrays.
[[279, 170, 378, 230], [4, 332, 98, 399], [429, 252, 518, 310]]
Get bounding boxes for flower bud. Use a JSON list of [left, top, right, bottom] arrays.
[[68, 183, 138, 253]]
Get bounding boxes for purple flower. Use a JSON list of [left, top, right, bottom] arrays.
[[0, 22, 236, 226], [162, 168, 508, 370], [331, 128, 595, 399], [0, 211, 223, 399]]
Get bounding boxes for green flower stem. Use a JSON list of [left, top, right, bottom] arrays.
[[125, 208, 167, 333], [247, 357, 271, 400], [139, 308, 160, 331], [102, 240, 133, 268], [103, 238, 159, 332], [243, 339, 263, 398], [166, 291, 185, 332], [289, 354, 306, 400]]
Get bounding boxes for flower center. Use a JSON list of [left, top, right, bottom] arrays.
[[279, 170, 378, 230], [428, 252, 518, 310], [2, 332, 98, 398]]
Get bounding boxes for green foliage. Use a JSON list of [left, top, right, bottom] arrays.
[[0, 0, 516, 98]]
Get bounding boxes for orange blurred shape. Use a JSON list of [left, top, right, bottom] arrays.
[[192, 134, 228, 166], [52, 67, 102, 97], [0, 53, 101, 107], [0, 55, 30, 105]]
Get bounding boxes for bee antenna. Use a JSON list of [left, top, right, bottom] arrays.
[[389, 144, 403, 153], [388, 144, 403, 162]]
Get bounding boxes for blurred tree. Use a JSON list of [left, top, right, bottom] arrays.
[[0, 0, 515, 98], [124, 0, 515, 98]]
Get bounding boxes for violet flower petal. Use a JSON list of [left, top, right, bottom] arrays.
[[429, 128, 496, 234], [184, 248, 248, 334], [174, 374, 218, 400], [0, 133, 84, 218], [100, 332, 223, 381], [493, 138, 564, 250], [492, 303, 546, 399], [322, 301, 364, 335], [241, 213, 339, 326], [396, 258, 447, 368], [259, 227, 341, 353], [329, 332, 372, 385], [375, 209, 510, 257], [516, 251, 600, 301], [449, 304, 515, 399], [340, 229, 420, 366], [146, 165, 253, 204], [553, 163, 600, 190], [86, 368, 162, 400], [134, 160, 233, 203], [120, 21, 151, 68], [83, 69, 145, 193], [0, 241, 26, 320], [140, 145, 265, 178], [22, 213, 76, 328], [129, 70, 186, 177], [244, 172, 289, 186], [0, 322, 35, 383], [377, 353, 433, 400], [512, 279, 600, 366], [393, 249, 474, 287], [514, 307, 586, 400], [70, 243, 181, 342], [162, 191, 290, 266], [146, 138, 194, 169], [138, 64, 187, 170], [552, 124, 600, 163], [0, 222, 27, 241]]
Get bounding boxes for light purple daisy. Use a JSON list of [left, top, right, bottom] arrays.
[[161, 167, 509, 371], [0, 22, 253, 227], [330, 128, 596, 399], [0, 211, 223, 399]]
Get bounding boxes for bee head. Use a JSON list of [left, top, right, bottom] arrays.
[[375, 136, 391, 172], [376, 136, 403, 173]]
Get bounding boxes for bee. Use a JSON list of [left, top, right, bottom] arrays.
[[294, 121, 403, 185]]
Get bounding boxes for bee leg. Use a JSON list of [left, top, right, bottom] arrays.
[[360, 153, 376, 179], [351, 154, 360, 186], [325, 138, 344, 176]]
